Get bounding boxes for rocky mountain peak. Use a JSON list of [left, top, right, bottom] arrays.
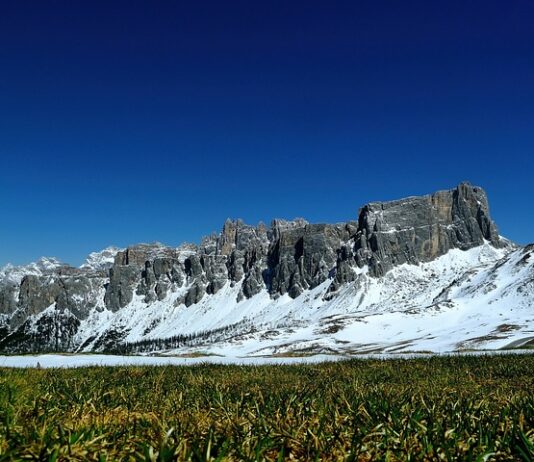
[[349, 182, 504, 278]]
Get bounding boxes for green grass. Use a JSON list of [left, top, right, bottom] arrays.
[[0, 355, 533, 461]]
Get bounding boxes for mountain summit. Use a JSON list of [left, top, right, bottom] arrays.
[[0, 183, 532, 355]]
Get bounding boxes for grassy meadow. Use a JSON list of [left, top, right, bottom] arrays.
[[0, 355, 533, 461]]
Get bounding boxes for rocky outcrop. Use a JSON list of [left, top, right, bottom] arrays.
[[328, 182, 505, 292], [268, 221, 356, 297], [0, 182, 509, 352], [105, 265, 141, 311], [356, 183, 500, 270], [0, 283, 17, 315], [13, 270, 103, 324]]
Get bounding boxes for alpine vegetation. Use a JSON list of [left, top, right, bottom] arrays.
[[1, 356, 533, 461]]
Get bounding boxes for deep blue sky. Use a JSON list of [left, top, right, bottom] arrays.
[[1, 1, 533, 266]]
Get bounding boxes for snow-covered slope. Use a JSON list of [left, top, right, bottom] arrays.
[[65, 241, 533, 356]]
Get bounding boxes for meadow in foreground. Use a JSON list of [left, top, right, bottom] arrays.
[[0, 355, 533, 461]]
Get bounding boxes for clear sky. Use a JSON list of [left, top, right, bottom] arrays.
[[1, 1, 533, 266]]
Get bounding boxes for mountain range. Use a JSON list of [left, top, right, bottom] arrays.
[[1, 182, 532, 356]]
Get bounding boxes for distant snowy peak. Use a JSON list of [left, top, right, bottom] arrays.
[[80, 242, 200, 271], [35, 257, 63, 271], [0, 257, 64, 284], [80, 247, 123, 271]]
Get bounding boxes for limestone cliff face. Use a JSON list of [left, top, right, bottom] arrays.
[[327, 182, 503, 293], [0, 182, 508, 352], [357, 183, 500, 271]]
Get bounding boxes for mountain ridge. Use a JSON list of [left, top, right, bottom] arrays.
[[1, 182, 532, 355]]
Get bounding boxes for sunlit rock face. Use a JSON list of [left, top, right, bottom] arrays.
[[350, 182, 503, 276]]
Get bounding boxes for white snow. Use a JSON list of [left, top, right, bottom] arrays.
[[1, 350, 532, 369], [57, 241, 533, 357], [0, 353, 342, 368], [2, 241, 533, 359], [80, 247, 123, 271]]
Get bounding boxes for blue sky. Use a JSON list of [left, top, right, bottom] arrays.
[[1, 1, 533, 266]]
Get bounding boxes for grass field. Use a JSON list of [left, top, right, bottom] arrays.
[[0, 355, 533, 461]]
